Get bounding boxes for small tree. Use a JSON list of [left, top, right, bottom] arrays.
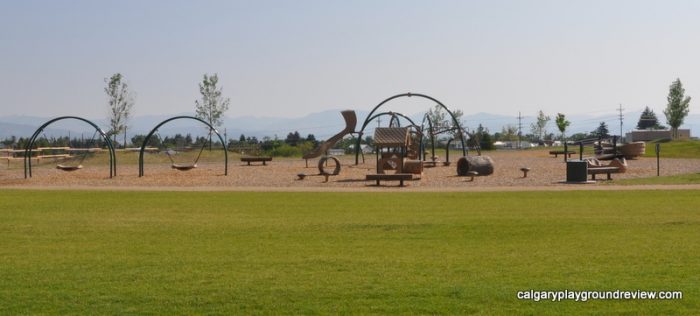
[[554, 113, 570, 141], [594, 122, 610, 138], [426, 104, 464, 137], [105, 73, 135, 147], [636, 106, 665, 130], [663, 78, 691, 139], [530, 110, 550, 141], [501, 125, 518, 142], [195, 73, 231, 148]]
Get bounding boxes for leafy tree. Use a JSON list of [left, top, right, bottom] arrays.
[[663, 78, 691, 139], [364, 135, 374, 147], [530, 110, 550, 141], [131, 134, 160, 147], [636, 106, 665, 130], [593, 122, 610, 138], [554, 113, 570, 140], [105, 73, 135, 147], [195, 73, 231, 148], [500, 125, 518, 142], [285, 131, 301, 146], [1, 136, 17, 147], [480, 132, 494, 150], [306, 134, 318, 147], [569, 132, 591, 141], [239, 134, 246, 142]]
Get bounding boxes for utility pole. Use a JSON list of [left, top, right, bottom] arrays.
[[517, 112, 523, 149], [618, 104, 624, 140]]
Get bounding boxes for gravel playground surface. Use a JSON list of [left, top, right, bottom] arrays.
[[1, 150, 699, 191]]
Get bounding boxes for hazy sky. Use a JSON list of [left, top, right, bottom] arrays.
[[1, 0, 698, 122]]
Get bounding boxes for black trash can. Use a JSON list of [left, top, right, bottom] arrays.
[[566, 160, 588, 182]]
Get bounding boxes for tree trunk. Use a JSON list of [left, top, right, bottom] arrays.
[[457, 156, 494, 176]]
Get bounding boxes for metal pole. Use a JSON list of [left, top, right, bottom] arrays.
[[446, 138, 454, 163], [656, 143, 660, 176]]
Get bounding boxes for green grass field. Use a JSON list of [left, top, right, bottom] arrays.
[[1, 190, 699, 314], [613, 173, 700, 185], [642, 139, 700, 159]]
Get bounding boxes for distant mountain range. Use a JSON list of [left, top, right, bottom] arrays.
[[1, 110, 698, 143]]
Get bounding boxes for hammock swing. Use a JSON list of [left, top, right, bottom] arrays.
[[49, 130, 99, 171], [157, 130, 210, 171]]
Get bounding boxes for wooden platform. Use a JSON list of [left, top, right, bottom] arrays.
[[240, 156, 272, 165], [366, 173, 413, 187]]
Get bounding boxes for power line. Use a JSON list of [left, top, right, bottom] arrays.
[[517, 111, 523, 149], [618, 103, 624, 137]]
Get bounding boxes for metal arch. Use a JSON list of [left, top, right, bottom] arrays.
[[138, 116, 228, 177], [389, 113, 401, 128], [354, 92, 467, 164], [24, 116, 116, 178], [420, 112, 436, 161], [365, 111, 419, 128]]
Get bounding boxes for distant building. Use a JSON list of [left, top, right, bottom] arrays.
[[625, 129, 690, 142], [327, 148, 345, 156]]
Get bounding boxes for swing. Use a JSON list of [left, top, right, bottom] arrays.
[[56, 130, 99, 171], [157, 131, 209, 171]]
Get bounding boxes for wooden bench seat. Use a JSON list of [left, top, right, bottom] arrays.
[[549, 150, 575, 158], [240, 156, 272, 165], [588, 166, 620, 180], [366, 173, 413, 187]]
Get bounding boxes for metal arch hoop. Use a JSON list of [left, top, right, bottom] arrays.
[[24, 116, 116, 178], [138, 116, 228, 177], [365, 111, 419, 129], [420, 112, 435, 161], [354, 92, 467, 165]]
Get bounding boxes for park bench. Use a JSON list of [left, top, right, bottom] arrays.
[[585, 157, 627, 180], [240, 156, 272, 165], [587, 167, 620, 180], [366, 173, 413, 187], [549, 150, 575, 158]]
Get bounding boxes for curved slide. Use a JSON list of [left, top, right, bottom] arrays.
[[303, 110, 357, 160]]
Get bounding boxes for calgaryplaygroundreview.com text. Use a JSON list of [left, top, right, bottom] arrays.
[[517, 290, 683, 302]]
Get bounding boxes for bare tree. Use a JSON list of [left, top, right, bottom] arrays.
[[530, 110, 550, 141], [105, 73, 135, 147], [426, 104, 464, 138]]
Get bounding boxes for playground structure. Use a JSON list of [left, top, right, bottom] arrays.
[[420, 111, 479, 166], [138, 116, 228, 177], [354, 92, 469, 165], [23, 116, 116, 178], [363, 127, 425, 186], [298, 110, 358, 181], [564, 135, 645, 162], [303, 110, 357, 162]]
